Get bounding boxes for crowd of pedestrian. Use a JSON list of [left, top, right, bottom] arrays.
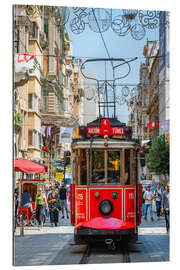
[[14, 181, 70, 229], [142, 182, 170, 234], [44, 182, 70, 226]]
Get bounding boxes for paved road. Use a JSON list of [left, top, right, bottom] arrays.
[[14, 214, 169, 266]]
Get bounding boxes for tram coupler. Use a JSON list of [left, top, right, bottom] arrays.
[[105, 239, 116, 250]]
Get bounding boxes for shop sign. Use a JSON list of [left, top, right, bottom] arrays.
[[56, 172, 64, 181], [67, 167, 72, 173]]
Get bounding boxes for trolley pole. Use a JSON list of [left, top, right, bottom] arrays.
[[63, 163, 66, 184]]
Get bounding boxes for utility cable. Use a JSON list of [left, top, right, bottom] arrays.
[[91, 8, 114, 70]]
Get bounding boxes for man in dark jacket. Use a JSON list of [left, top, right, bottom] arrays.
[[47, 187, 59, 226], [58, 182, 69, 219]]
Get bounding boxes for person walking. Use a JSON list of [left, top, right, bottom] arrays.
[[35, 188, 49, 227], [44, 187, 50, 220], [161, 183, 170, 234], [143, 184, 155, 221], [154, 183, 163, 220], [21, 189, 33, 214], [14, 186, 19, 231], [142, 186, 146, 217], [47, 186, 59, 226], [58, 182, 69, 219]]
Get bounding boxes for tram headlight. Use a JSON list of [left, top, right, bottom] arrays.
[[98, 199, 113, 216]]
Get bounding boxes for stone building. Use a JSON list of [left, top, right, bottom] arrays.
[[127, 96, 139, 139], [159, 11, 170, 141], [145, 40, 159, 141], [138, 64, 149, 142], [137, 40, 159, 144], [14, 5, 42, 160]]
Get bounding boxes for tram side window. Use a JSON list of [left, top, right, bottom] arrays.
[[92, 151, 105, 183], [125, 149, 130, 185], [80, 149, 87, 185], [107, 151, 120, 184]]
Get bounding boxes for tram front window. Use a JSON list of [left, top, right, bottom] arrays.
[[108, 151, 121, 184], [92, 151, 105, 183]]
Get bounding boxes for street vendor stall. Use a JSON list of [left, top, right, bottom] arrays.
[[14, 158, 48, 210]]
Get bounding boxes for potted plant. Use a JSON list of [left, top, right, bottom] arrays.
[[14, 112, 23, 133]]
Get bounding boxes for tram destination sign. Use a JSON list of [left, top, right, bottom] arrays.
[[88, 119, 124, 135]]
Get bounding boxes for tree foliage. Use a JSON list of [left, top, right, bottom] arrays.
[[146, 136, 169, 175]]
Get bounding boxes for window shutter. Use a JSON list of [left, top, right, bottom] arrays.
[[28, 130, 32, 146]]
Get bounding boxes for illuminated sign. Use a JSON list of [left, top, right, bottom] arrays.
[[88, 119, 124, 135]]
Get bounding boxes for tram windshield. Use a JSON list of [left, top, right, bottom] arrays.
[[92, 151, 105, 183], [107, 151, 120, 184], [77, 148, 134, 186]]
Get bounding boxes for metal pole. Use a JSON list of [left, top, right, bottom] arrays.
[[63, 152, 66, 184], [20, 173, 24, 237], [89, 138, 93, 184]]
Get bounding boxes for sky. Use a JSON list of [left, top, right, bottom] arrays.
[[65, 7, 159, 124]]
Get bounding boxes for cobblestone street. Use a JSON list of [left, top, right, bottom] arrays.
[[14, 213, 169, 266]]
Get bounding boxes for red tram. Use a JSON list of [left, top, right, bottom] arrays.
[[70, 118, 142, 245]]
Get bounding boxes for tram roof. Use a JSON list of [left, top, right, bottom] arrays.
[[71, 138, 140, 149]]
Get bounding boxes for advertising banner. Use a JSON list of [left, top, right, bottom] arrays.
[[59, 127, 73, 143]]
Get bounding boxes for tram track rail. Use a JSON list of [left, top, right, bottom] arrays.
[[122, 245, 131, 263], [79, 241, 131, 264], [79, 244, 92, 264]]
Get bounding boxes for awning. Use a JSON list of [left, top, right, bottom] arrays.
[[17, 178, 45, 183], [30, 160, 48, 172], [14, 158, 47, 173]]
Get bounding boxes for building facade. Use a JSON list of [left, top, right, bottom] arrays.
[[159, 11, 170, 142]]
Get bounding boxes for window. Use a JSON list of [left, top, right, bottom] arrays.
[[143, 96, 146, 107], [28, 94, 33, 109], [31, 22, 39, 40], [28, 94, 40, 114], [44, 18, 48, 39], [39, 132, 42, 150], [80, 149, 87, 185], [28, 130, 33, 146], [76, 148, 136, 186], [125, 150, 130, 185], [92, 151, 105, 183], [144, 120, 146, 129], [107, 151, 121, 184], [55, 134, 60, 146], [28, 129, 40, 149], [23, 183, 37, 202], [64, 98, 69, 112]]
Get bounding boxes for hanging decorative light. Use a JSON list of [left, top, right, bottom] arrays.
[[123, 9, 138, 20]]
